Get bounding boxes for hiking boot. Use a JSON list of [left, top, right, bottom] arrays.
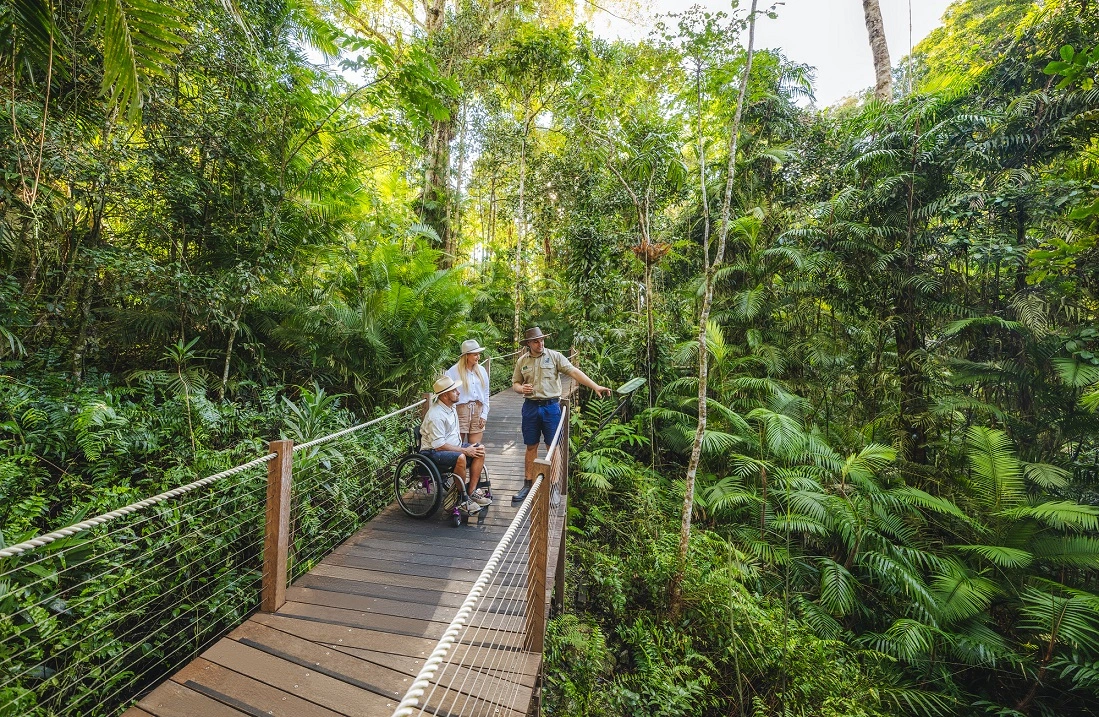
[[460, 498, 482, 515], [512, 481, 532, 502], [471, 489, 492, 506]]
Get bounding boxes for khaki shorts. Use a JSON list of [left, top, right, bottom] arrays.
[[456, 401, 486, 435]]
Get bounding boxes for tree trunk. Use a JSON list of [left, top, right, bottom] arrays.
[[71, 273, 96, 383], [669, 0, 759, 619], [449, 102, 469, 263], [513, 126, 527, 346], [862, 0, 892, 101], [219, 303, 245, 401], [422, 117, 454, 258]]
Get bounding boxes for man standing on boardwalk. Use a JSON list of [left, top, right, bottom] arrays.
[[511, 327, 611, 501]]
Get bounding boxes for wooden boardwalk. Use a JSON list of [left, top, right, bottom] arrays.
[[124, 386, 567, 717]]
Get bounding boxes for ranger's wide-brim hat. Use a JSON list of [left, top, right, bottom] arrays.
[[460, 339, 486, 355], [432, 375, 462, 396], [521, 327, 550, 344]]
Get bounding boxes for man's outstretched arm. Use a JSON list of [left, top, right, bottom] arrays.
[[566, 367, 611, 397]]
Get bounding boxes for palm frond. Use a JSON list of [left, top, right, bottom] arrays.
[[86, 0, 187, 119], [817, 557, 857, 616], [1052, 357, 1099, 388], [965, 426, 1024, 510], [999, 501, 1099, 532], [951, 544, 1033, 569]]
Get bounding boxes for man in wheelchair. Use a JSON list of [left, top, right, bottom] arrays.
[[420, 375, 492, 514]]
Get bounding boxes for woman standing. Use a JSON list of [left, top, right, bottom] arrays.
[[446, 339, 490, 444]]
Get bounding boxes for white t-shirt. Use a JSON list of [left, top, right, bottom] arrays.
[[420, 401, 461, 450], [445, 362, 490, 420]]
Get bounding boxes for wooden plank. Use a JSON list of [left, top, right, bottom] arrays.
[[295, 574, 523, 609], [284, 589, 527, 635], [278, 600, 448, 638], [325, 552, 480, 581], [201, 638, 396, 717], [136, 679, 249, 717], [348, 524, 511, 547], [333, 546, 495, 570], [286, 586, 462, 623], [338, 535, 500, 556], [229, 621, 409, 700], [367, 513, 518, 532], [278, 602, 528, 651], [251, 613, 437, 659], [174, 658, 343, 717], [305, 563, 475, 595], [120, 709, 157, 717]]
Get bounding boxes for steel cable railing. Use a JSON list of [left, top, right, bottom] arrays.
[[0, 461, 271, 717], [392, 394, 572, 717], [287, 408, 421, 582], [485, 348, 525, 395], [0, 397, 427, 717]]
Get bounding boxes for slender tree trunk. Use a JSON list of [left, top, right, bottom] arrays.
[[669, 0, 759, 619], [862, 0, 893, 101], [514, 125, 527, 346], [71, 273, 96, 382], [219, 302, 245, 401], [449, 103, 470, 263], [896, 116, 926, 464], [642, 235, 655, 377], [423, 117, 454, 256]]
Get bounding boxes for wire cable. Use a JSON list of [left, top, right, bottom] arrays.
[[0, 452, 277, 560], [391, 475, 544, 717]]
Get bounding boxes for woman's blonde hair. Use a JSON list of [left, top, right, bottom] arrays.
[[456, 353, 488, 396]]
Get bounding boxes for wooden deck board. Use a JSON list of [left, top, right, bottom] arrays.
[[128, 383, 572, 717]]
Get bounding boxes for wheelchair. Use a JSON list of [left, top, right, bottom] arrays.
[[393, 427, 491, 527]]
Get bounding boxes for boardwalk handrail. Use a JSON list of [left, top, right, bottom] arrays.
[[391, 474, 547, 717], [0, 399, 427, 560], [0, 395, 429, 717], [0, 452, 278, 560], [391, 383, 574, 716], [292, 399, 424, 453]]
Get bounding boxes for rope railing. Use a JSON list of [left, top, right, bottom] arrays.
[[0, 396, 426, 717], [292, 399, 425, 453], [287, 411, 419, 582], [2, 365, 578, 716], [391, 475, 544, 717], [0, 452, 277, 560], [392, 391, 573, 717], [0, 462, 272, 717]]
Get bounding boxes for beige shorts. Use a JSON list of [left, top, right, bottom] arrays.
[[456, 401, 486, 435]]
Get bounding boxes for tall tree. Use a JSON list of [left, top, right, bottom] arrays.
[[862, 0, 892, 100], [669, 0, 759, 619]]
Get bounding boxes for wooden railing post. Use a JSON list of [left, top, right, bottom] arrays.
[[261, 439, 293, 613], [554, 402, 570, 606], [526, 463, 551, 653]]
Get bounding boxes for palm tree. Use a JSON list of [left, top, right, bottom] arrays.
[[861, 0, 892, 101]]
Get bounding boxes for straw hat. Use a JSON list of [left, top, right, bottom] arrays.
[[520, 327, 550, 345], [459, 339, 485, 355], [432, 375, 462, 396]]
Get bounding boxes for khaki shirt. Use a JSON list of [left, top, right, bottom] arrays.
[[421, 401, 461, 450], [512, 348, 574, 399]]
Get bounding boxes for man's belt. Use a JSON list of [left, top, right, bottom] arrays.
[[524, 397, 559, 406]]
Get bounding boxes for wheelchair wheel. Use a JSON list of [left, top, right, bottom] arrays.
[[394, 454, 442, 519]]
